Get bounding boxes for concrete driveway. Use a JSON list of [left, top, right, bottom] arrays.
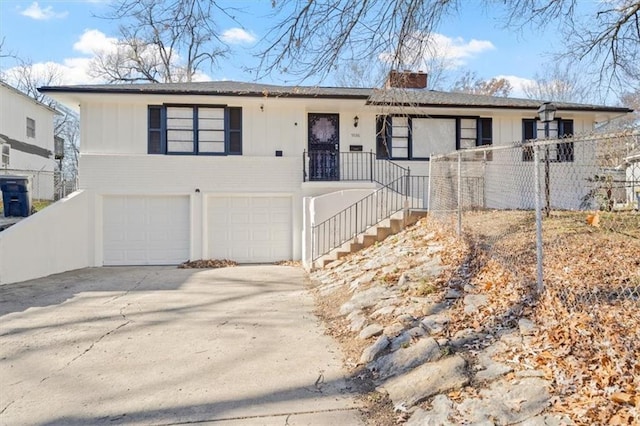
[[0, 266, 364, 425]]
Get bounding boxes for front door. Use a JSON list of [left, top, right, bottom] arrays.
[[308, 113, 339, 181]]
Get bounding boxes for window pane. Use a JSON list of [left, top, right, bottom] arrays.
[[167, 141, 194, 152], [167, 107, 193, 119], [199, 141, 225, 153], [460, 118, 476, 129], [198, 108, 224, 119], [167, 118, 194, 130], [26, 117, 35, 138], [198, 118, 224, 130], [198, 130, 225, 143], [392, 137, 408, 149], [167, 130, 194, 141], [460, 138, 476, 149], [393, 126, 409, 137], [537, 120, 558, 138], [392, 116, 408, 127], [393, 147, 408, 159], [460, 128, 476, 139], [412, 118, 456, 157]]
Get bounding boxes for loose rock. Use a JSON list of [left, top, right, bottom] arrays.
[[372, 337, 441, 380], [359, 323, 384, 339], [379, 355, 469, 407], [359, 335, 389, 364]]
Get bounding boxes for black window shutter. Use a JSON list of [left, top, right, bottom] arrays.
[[376, 115, 390, 159], [522, 119, 536, 161], [148, 106, 164, 154], [227, 107, 242, 155], [478, 118, 492, 146]]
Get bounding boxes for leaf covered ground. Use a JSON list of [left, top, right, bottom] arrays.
[[314, 211, 639, 424]]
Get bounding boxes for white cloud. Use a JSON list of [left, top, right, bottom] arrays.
[[496, 74, 535, 98], [425, 34, 495, 68], [380, 33, 495, 71], [3, 29, 213, 87], [73, 29, 118, 55], [21, 2, 68, 20], [221, 28, 256, 44]]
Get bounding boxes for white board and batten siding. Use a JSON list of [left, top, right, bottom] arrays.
[[207, 195, 292, 263], [103, 195, 190, 265]]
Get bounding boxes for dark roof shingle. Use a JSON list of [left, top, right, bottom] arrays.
[[38, 80, 633, 113]]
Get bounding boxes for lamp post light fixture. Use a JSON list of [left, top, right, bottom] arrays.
[[537, 102, 556, 218]]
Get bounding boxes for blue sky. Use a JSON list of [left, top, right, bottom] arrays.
[[0, 0, 568, 96]]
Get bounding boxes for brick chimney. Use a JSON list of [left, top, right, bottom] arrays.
[[386, 70, 427, 89]]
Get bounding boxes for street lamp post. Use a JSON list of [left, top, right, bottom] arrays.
[[537, 102, 557, 218]]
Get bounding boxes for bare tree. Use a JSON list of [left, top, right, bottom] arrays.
[[451, 71, 513, 97], [502, 0, 640, 88], [258, 0, 639, 88], [1, 59, 79, 180], [91, 0, 232, 83], [258, 0, 459, 82], [522, 63, 592, 103]]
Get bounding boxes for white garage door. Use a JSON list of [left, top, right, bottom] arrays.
[[103, 196, 190, 265], [208, 196, 292, 263]]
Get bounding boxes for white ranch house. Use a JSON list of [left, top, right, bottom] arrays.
[[0, 73, 632, 284]]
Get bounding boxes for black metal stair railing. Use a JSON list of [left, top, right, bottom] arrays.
[[303, 150, 409, 186], [311, 174, 430, 261]]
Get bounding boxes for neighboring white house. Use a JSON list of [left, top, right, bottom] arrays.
[[0, 71, 632, 284], [0, 81, 58, 200]]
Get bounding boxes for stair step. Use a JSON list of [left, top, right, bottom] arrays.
[[314, 209, 430, 270]]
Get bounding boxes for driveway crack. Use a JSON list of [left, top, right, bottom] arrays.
[[66, 320, 131, 366], [103, 273, 150, 304], [40, 319, 131, 384], [0, 400, 15, 415]]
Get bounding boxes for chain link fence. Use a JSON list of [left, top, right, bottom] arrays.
[[428, 130, 639, 422]]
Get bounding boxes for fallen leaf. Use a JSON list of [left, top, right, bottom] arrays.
[[611, 392, 634, 406]]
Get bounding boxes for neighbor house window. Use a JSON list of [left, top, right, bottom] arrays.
[[26, 117, 36, 138], [522, 119, 574, 162], [376, 115, 492, 160], [147, 105, 242, 155]]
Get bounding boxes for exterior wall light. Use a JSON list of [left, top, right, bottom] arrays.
[[353, 116, 359, 127]]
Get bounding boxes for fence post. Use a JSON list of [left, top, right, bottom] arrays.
[[427, 155, 433, 211], [302, 150, 307, 182], [369, 150, 374, 182], [534, 144, 544, 294], [457, 152, 462, 236]]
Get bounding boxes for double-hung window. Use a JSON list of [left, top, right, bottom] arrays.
[[148, 105, 242, 155], [26, 117, 36, 138], [376, 115, 492, 160], [522, 119, 574, 162]]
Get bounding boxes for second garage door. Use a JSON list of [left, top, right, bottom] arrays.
[[207, 196, 292, 263]]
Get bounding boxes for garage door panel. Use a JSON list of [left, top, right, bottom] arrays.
[[103, 196, 190, 266], [208, 196, 292, 263]]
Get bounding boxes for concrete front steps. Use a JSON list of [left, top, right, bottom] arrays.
[[314, 210, 428, 269]]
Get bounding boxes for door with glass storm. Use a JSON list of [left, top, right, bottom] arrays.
[[308, 113, 339, 181]]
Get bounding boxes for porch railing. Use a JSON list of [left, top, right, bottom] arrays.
[[303, 150, 408, 186], [311, 174, 430, 261]]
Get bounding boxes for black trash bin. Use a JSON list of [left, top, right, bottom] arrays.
[[0, 175, 32, 217]]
